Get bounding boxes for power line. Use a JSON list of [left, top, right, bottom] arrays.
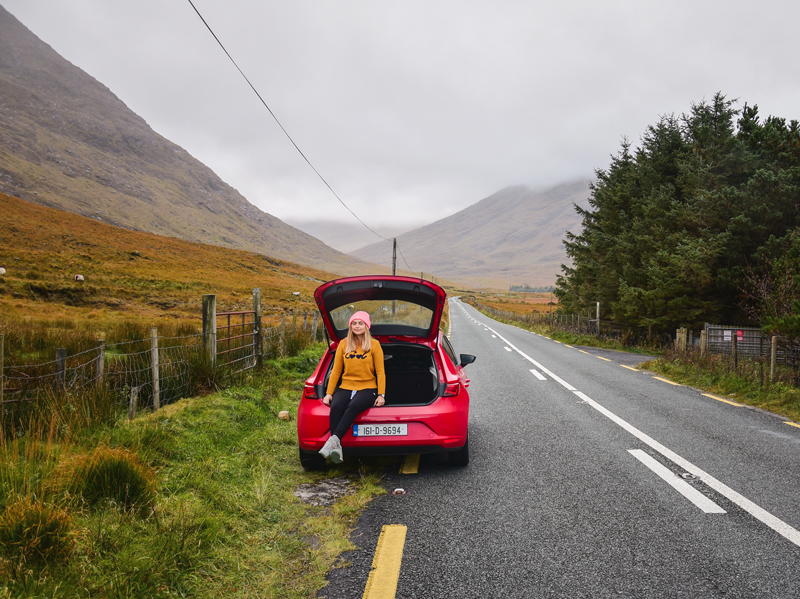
[[394, 240, 413, 273], [186, 0, 389, 242]]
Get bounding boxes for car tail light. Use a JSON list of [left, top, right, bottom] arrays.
[[443, 382, 460, 397], [303, 383, 319, 400]]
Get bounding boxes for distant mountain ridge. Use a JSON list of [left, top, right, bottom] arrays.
[[0, 5, 376, 276], [350, 180, 591, 288]]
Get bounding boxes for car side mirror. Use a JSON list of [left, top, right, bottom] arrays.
[[459, 354, 476, 367]]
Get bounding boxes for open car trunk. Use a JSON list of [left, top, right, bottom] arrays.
[[324, 342, 439, 407]]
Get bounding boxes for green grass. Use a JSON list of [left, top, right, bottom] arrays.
[[644, 349, 800, 422], [1, 344, 389, 598]]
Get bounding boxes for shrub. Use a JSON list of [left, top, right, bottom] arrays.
[[59, 447, 155, 512], [0, 498, 73, 566]]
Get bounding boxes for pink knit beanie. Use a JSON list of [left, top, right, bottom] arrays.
[[349, 311, 371, 329]]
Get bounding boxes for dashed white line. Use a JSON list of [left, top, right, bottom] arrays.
[[628, 449, 726, 514], [530, 369, 547, 380]]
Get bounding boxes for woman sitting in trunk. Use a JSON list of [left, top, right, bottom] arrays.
[[319, 311, 386, 463]]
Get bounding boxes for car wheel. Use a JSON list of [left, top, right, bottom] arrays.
[[299, 446, 327, 471], [449, 435, 469, 467]]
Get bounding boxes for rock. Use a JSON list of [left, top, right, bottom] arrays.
[[278, 410, 291, 421]]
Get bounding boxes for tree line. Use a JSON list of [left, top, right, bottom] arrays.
[[556, 93, 800, 338]]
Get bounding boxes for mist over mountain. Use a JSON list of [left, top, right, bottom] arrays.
[[0, 5, 375, 276], [285, 219, 420, 254], [350, 180, 591, 288]]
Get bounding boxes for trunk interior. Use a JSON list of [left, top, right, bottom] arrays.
[[323, 342, 439, 406]]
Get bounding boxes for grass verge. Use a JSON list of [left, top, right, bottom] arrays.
[[643, 350, 800, 423], [1, 343, 388, 598]]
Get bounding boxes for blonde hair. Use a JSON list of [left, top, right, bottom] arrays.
[[345, 324, 373, 353]]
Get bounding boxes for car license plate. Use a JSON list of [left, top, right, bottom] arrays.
[[354, 423, 408, 436]]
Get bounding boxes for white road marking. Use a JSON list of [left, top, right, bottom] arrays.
[[504, 347, 512, 352], [491, 334, 497, 338], [530, 369, 547, 380], [628, 449, 726, 514], [456, 302, 800, 548]]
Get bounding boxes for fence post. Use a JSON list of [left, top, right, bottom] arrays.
[[253, 288, 263, 371], [0, 333, 4, 406], [303, 313, 308, 331], [700, 330, 707, 357], [280, 314, 286, 357], [95, 338, 105, 389], [203, 294, 217, 367], [129, 386, 138, 420], [291, 312, 297, 334], [55, 348, 66, 390], [733, 333, 738, 372], [150, 327, 160, 411], [771, 336, 777, 383], [596, 302, 600, 336], [311, 311, 319, 341]]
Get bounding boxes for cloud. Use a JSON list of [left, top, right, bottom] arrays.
[[5, 0, 800, 228]]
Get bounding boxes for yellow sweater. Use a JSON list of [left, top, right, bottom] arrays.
[[327, 338, 386, 395]]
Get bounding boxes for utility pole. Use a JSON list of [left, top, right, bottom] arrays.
[[392, 238, 397, 316]]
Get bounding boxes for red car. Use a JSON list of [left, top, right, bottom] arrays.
[[297, 275, 475, 470]]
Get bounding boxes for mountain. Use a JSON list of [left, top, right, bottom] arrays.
[[0, 6, 376, 276], [284, 219, 417, 254], [350, 180, 591, 288]]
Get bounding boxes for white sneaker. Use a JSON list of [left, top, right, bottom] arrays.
[[330, 436, 344, 464], [319, 435, 338, 458]]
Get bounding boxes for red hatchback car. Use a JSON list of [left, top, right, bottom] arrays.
[[297, 275, 475, 470]]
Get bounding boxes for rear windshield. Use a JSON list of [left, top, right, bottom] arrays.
[[330, 299, 434, 335]]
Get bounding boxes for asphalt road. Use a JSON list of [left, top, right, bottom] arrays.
[[321, 299, 800, 598]]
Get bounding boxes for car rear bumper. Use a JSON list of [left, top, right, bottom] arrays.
[[297, 399, 468, 453]]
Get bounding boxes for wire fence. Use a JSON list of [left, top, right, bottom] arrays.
[[466, 301, 672, 347], [0, 310, 323, 422], [675, 326, 800, 387]]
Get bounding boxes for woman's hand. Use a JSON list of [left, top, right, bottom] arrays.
[[322, 394, 332, 406], [374, 395, 385, 407]]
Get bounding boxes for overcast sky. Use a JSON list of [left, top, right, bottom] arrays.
[[5, 1, 800, 236]]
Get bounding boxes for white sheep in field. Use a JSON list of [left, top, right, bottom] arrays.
[[292, 291, 300, 296], [74, 274, 84, 282], [0, 267, 5, 276]]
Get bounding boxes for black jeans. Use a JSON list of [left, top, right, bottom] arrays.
[[329, 387, 378, 439]]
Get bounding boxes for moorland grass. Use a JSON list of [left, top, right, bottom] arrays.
[[0, 344, 388, 598]]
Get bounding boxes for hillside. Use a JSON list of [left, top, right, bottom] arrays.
[[0, 192, 333, 325], [351, 180, 591, 288], [0, 5, 375, 276]]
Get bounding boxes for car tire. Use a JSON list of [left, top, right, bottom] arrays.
[[299, 446, 327, 471], [449, 435, 469, 467]]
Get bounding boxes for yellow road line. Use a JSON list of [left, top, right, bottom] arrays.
[[363, 525, 407, 599], [564, 344, 574, 348], [400, 454, 420, 474], [597, 356, 612, 362], [784, 422, 800, 429], [653, 376, 681, 386], [578, 349, 590, 354], [553, 340, 562, 344], [621, 365, 638, 372], [701, 393, 743, 407]]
